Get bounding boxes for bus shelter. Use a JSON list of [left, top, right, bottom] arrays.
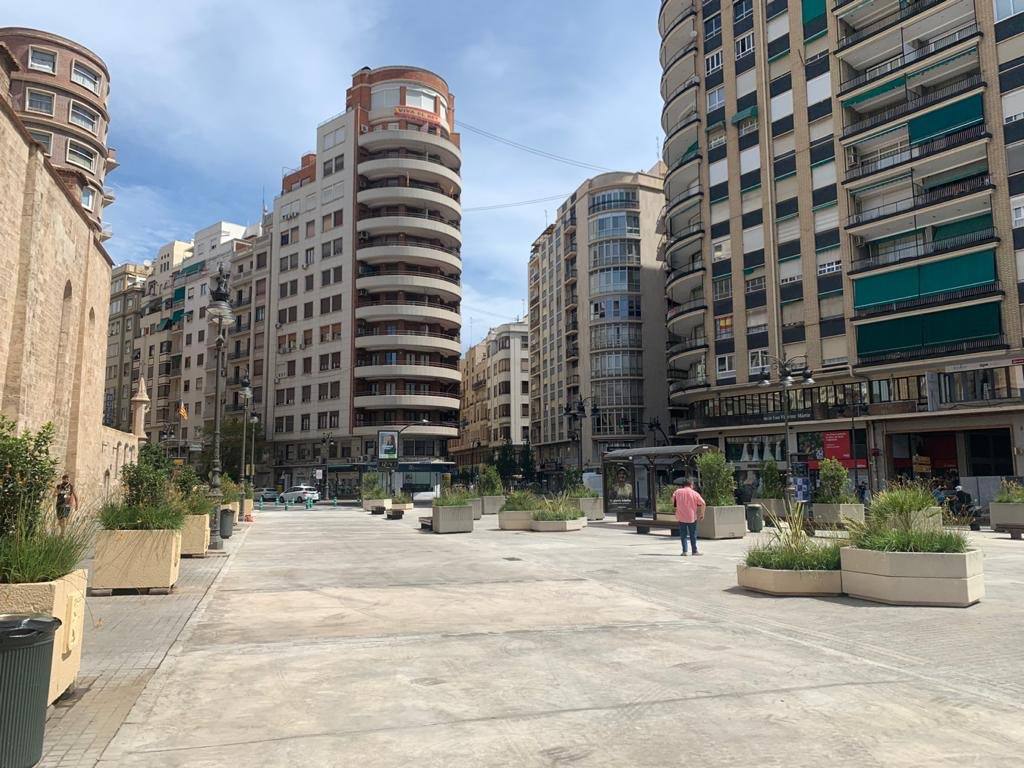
[[601, 445, 716, 522]]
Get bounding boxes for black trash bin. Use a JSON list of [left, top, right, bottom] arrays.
[[745, 504, 764, 533], [219, 507, 234, 539], [0, 614, 62, 768]]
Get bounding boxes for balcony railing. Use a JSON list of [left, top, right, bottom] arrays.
[[845, 124, 987, 182], [229, 322, 251, 335], [667, 295, 706, 320], [661, 77, 701, 114], [355, 328, 460, 343], [354, 359, 460, 371], [843, 74, 983, 139], [857, 334, 1007, 366], [854, 281, 1001, 319], [666, 183, 702, 211], [356, 298, 460, 314], [666, 221, 704, 248], [852, 227, 998, 272], [360, 208, 460, 230], [667, 335, 708, 356], [667, 259, 705, 284], [357, 235, 461, 257], [664, 107, 700, 144], [669, 375, 709, 394], [358, 266, 461, 285], [847, 174, 992, 227], [838, 0, 953, 50], [839, 23, 980, 93], [354, 386, 460, 397]]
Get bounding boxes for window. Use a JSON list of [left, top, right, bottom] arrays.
[[26, 89, 54, 115], [704, 13, 722, 39], [370, 86, 401, 109], [322, 126, 345, 150], [734, 0, 753, 21], [745, 275, 766, 293], [712, 277, 732, 300], [817, 259, 842, 275], [705, 51, 723, 75], [715, 316, 733, 339], [712, 239, 730, 262], [749, 349, 769, 372], [1014, 203, 1024, 228], [81, 187, 95, 211], [29, 47, 56, 73], [707, 86, 725, 111], [69, 102, 98, 133], [716, 354, 735, 375], [735, 32, 755, 59], [66, 141, 96, 171], [28, 129, 52, 155], [71, 62, 101, 93], [997, 0, 1024, 19]]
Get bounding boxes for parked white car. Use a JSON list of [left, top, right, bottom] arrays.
[[278, 485, 320, 503], [254, 488, 279, 502]]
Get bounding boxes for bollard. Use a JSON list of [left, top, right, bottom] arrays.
[[305, 497, 313, 510], [258, 498, 263, 512], [332, 497, 337, 507], [284, 500, 289, 512]]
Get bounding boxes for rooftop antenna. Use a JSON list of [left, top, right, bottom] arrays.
[[544, 209, 548, 227]]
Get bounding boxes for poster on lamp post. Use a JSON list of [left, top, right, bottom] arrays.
[[377, 430, 399, 461]]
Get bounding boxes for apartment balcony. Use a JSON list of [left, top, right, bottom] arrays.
[[357, 152, 461, 193], [356, 210, 461, 248], [234, 294, 253, 308], [842, 73, 983, 140], [856, 334, 1007, 367], [660, 36, 698, 102], [357, 183, 461, 220], [662, 107, 701, 171], [835, 0, 965, 53], [358, 127, 461, 169], [353, 392, 461, 411], [352, 360, 461, 383], [850, 226, 998, 274], [227, 350, 251, 361], [667, 334, 708, 364], [666, 295, 707, 335], [354, 328, 461, 355], [661, 76, 700, 135], [658, 0, 696, 38], [351, 420, 460, 440], [567, 344, 579, 361], [664, 182, 702, 219], [853, 282, 1002, 322], [669, 374, 709, 400], [357, 236, 461, 272], [663, 221, 703, 259], [847, 174, 993, 233], [844, 123, 989, 184], [354, 298, 460, 328], [665, 259, 705, 301], [659, 1, 697, 66], [229, 322, 251, 335], [565, 266, 577, 284], [356, 266, 461, 301]]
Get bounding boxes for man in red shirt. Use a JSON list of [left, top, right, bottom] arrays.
[[671, 480, 706, 556]]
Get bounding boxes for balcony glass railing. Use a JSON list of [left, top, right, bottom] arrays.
[[667, 295, 707, 319], [848, 174, 991, 227], [845, 124, 986, 182], [838, 0, 952, 49], [853, 227, 997, 271], [854, 281, 1001, 319], [858, 334, 1006, 365], [843, 74, 983, 139]]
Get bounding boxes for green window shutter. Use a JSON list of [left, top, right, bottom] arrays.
[[932, 213, 992, 241], [907, 95, 984, 145], [842, 76, 906, 107], [856, 316, 922, 355], [854, 268, 920, 309], [917, 250, 995, 297], [730, 105, 758, 125], [921, 303, 1001, 346], [172, 286, 186, 302], [801, 0, 826, 23]]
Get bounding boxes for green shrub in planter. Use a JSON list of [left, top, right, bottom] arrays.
[[743, 501, 841, 570], [865, 481, 938, 530], [850, 481, 965, 553], [435, 489, 474, 507], [477, 465, 503, 496], [172, 465, 201, 496], [501, 490, 541, 511], [759, 458, 784, 500], [814, 458, 856, 504], [565, 484, 598, 499], [121, 442, 173, 508], [531, 495, 584, 522], [0, 418, 59, 537], [695, 452, 735, 507], [0, 508, 93, 584], [99, 498, 186, 531], [361, 474, 386, 499], [392, 492, 413, 505], [993, 481, 1024, 504], [656, 484, 676, 515], [219, 476, 241, 504]]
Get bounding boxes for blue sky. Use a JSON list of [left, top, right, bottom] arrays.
[[10, 0, 664, 345]]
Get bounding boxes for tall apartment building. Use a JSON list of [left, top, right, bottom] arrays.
[[267, 66, 462, 495], [659, 0, 1024, 490], [528, 169, 669, 483], [450, 322, 530, 469], [0, 27, 116, 230], [104, 262, 151, 430]]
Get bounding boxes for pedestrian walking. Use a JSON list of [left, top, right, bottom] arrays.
[[672, 479, 705, 557], [55, 474, 78, 535]]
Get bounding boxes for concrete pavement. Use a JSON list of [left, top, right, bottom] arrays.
[[90, 506, 1024, 766]]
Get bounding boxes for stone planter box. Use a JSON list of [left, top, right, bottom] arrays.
[[530, 517, 587, 532], [989, 502, 1024, 529], [180, 514, 211, 557], [0, 569, 87, 704], [736, 564, 842, 597], [362, 497, 392, 512], [498, 509, 535, 530], [239, 498, 253, 522], [391, 503, 414, 513], [91, 530, 182, 591], [753, 498, 786, 521], [840, 547, 984, 607], [431, 505, 474, 533], [481, 495, 506, 515], [697, 505, 746, 539], [813, 503, 865, 526], [577, 497, 604, 521], [469, 498, 483, 520]]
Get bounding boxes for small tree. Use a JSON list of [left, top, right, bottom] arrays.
[[519, 444, 536, 483], [477, 464, 503, 496], [495, 443, 517, 486], [695, 451, 735, 507], [815, 457, 856, 504], [172, 465, 201, 497], [0, 418, 59, 537], [361, 473, 385, 499], [121, 442, 173, 508], [759, 458, 784, 500]]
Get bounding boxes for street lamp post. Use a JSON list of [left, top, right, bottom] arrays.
[[391, 419, 429, 495], [646, 417, 670, 446], [563, 396, 601, 476], [319, 432, 335, 499], [238, 369, 252, 493], [206, 264, 234, 551], [757, 355, 815, 509], [249, 411, 259, 488]]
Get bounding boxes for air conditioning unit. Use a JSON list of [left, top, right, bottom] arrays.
[[360, 124, 369, 134], [299, 343, 306, 350], [275, 322, 282, 329]]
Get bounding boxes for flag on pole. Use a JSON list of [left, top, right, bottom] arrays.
[[178, 401, 188, 421]]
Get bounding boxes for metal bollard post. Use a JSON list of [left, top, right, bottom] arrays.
[[258, 498, 263, 512], [284, 500, 289, 512]]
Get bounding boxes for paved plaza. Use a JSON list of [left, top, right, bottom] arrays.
[[42, 506, 1024, 767]]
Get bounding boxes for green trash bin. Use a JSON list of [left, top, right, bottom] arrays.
[[745, 504, 764, 533], [0, 614, 62, 768]]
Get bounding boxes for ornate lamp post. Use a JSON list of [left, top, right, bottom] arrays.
[[757, 355, 814, 508], [206, 264, 234, 550], [238, 369, 252, 493], [390, 418, 428, 495], [563, 396, 601, 475], [646, 417, 670, 446], [249, 411, 259, 488], [319, 432, 335, 499]]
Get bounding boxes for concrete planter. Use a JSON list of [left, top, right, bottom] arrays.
[[91, 529, 182, 591], [431, 505, 474, 533], [697, 505, 746, 539], [362, 497, 392, 512], [239, 498, 253, 522], [180, 514, 211, 556], [392, 503, 414, 513], [530, 517, 587, 532], [469, 498, 483, 520], [753, 498, 786, 520], [989, 502, 1024, 528], [813, 503, 865, 526], [498, 509, 535, 530], [840, 547, 984, 607], [481, 495, 506, 515], [736, 564, 842, 597], [0, 569, 87, 704], [577, 497, 604, 521]]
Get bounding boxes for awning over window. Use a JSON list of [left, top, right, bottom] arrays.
[[856, 301, 1001, 355], [730, 105, 758, 125], [180, 260, 205, 277], [842, 76, 906, 107], [172, 286, 186, 303], [171, 309, 185, 325], [907, 94, 984, 145], [854, 250, 995, 309]]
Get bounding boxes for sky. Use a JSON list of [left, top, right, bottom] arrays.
[[9, 0, 664, 346]]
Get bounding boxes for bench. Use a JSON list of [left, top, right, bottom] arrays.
[[629, 518, 682, 536], [369, 505, 386, 516], [995, 524, 1024, 540], [419, 516, 433, 531], [386, 509, 404, 520]]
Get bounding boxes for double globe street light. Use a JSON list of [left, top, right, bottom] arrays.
[[563, 396, 601, 475], [206, 264, 234, 550], [756, 354, 815, 508]]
